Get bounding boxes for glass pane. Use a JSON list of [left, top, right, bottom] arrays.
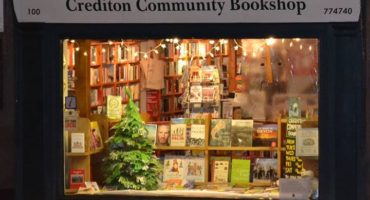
[[63, 38, 319, 199]]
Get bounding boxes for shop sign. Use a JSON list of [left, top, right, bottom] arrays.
[[13, 0, 360, 23]]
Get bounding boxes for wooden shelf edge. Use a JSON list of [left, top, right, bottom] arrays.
[[154, 146, 206, 150]]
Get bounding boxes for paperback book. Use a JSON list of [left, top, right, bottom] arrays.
[[189, 85, 202, 103], [163, 155, 185, 188], [90, 121, 103, 151], [252, 124, 278, 147], [71, 133, 85, 153], [231, 120, 253, 147], [184, 157, 205, 182], [189, 118, 206, 146], [202, 86, 215, 102], [295, 128, 319, 157], [145, 123, 157, 145], [231, 159, 251, 186], [209, 119, 232, 146], [210, 156, 231, 183], [253, 158, 278, 182], [156, 123, 170, 146], [189, 66, 202, 83], [170, 118, 188, 146], [69, 169, 85, 189]]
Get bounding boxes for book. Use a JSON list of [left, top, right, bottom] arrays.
[[202, 86, 215, 102], [70, 169, 85, 189], [253, 124, 278, 147], [103, 64, 115, 83], [71, 133, 85, 153], [231, 120, 253, 147], [296, 128, 319, 157], [90, 121, 103, 151], [107, 95, 122, 120], [201, 65, 215, 82], [209, 119, 232, 146], [211, 156, 230, 183], [145, 124, 157, 145], [288, 97, 301, 118], [163, 155, 185, 188], [156, 123, 170, 146], [189, 118, 206, 146], [222, 100, 234, 119], [170, 118, 187, 146], [189, 66, 202, 83], [189, 85, 202, 103], [230, 159, 251, 186], [184, 157, 205, 182], [253, 158, 278, 182]]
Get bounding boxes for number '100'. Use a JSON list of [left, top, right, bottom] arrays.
[[28, 8, 40, 15]]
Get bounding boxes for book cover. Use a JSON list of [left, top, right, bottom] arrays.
[[90, 121, 103, 151], [71, 133, 85, 153], [189, 85, 202, 103], [253, 124, 278, 147], [296, 128, 319, 157], [156, 123, 170, 146], [163, 155, 185, 188], [222, 100, 234, 119], [189, 66, 202, 83], [202, 86, 215, 102], [201, 65, 215, 82], [253, 158, 278, 182], [184, 157, 205, 182], [288, 97, 301, 118], [231, 120, 253, 147], [145, 124, 157, 145], [107, 95, 122, 120], [209, 119, 232, 146], [170, 118, 187, 147], [70, 169, 85, 189], [210, 156, 230, 183], [189, 118, 206, 146], [230, 159, 251, 186]]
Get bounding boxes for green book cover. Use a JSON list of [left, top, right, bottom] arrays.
[[231, 159, 251, 186]]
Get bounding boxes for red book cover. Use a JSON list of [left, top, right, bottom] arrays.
[[69, 169, 85, 189]]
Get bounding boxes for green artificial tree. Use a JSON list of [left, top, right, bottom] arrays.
[[103, 89, 162, 190]]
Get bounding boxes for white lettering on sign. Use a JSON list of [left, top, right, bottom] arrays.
[[13, 0, 360, 23]]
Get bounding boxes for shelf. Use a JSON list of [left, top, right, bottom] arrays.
[[66, 148, 103, 157], [164, 75, 182, 79], [161, 92, 183, 97], [90, 64, 100, 68], [117, 60, 140, 65], [155, 146, 206, 151], [90, 84, 101, 88], [207, 146, 279, 151], [90, 104, 103, 108], [161, 110, 185, 115], [117, 79, 140, 85], [102, 82, 115, 87]]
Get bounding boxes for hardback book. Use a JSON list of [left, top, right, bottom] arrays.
[[209, 119, 232, 146], [253, 158, 278, 183], [145, 123, 157, 145], [184, 157, 205, 182], [189, 66, 202, 83], [170, 118, 187, 146], [70, 169, 85, 189], [163, 155, 185, 188], [231, 120, 253, 147], [189, 118, 206, 146], [210, 156, 231, 183], [71, 133, 85, 153], [202, 86, 215, 102], [90, 121, 103, 151], [230, 159, 251, 186], [295, 128, 319, 157], [156, 123, 171, 146], [189, 85, 202, 103], [107, 95, 122, 120], [252, 124, 278, 147]]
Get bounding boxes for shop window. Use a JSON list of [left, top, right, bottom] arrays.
[[62, 38, 319, 199]]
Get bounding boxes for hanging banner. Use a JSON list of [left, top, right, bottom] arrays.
[[13, 0, 360, 23]]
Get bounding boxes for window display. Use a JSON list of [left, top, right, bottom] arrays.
[[63, 38, 319, 198]]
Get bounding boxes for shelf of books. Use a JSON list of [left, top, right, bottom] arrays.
[[89, 40, 141, 115], [145, 116, 284, 189]]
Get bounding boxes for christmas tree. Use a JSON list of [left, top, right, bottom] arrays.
[[103, 89, 162, 190]]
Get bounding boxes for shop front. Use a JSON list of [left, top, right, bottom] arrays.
[[13, 0, 365, 200]]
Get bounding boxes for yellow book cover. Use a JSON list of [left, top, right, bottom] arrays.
[[107, 95, 122, 120], [90, 121, 103, 151]]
